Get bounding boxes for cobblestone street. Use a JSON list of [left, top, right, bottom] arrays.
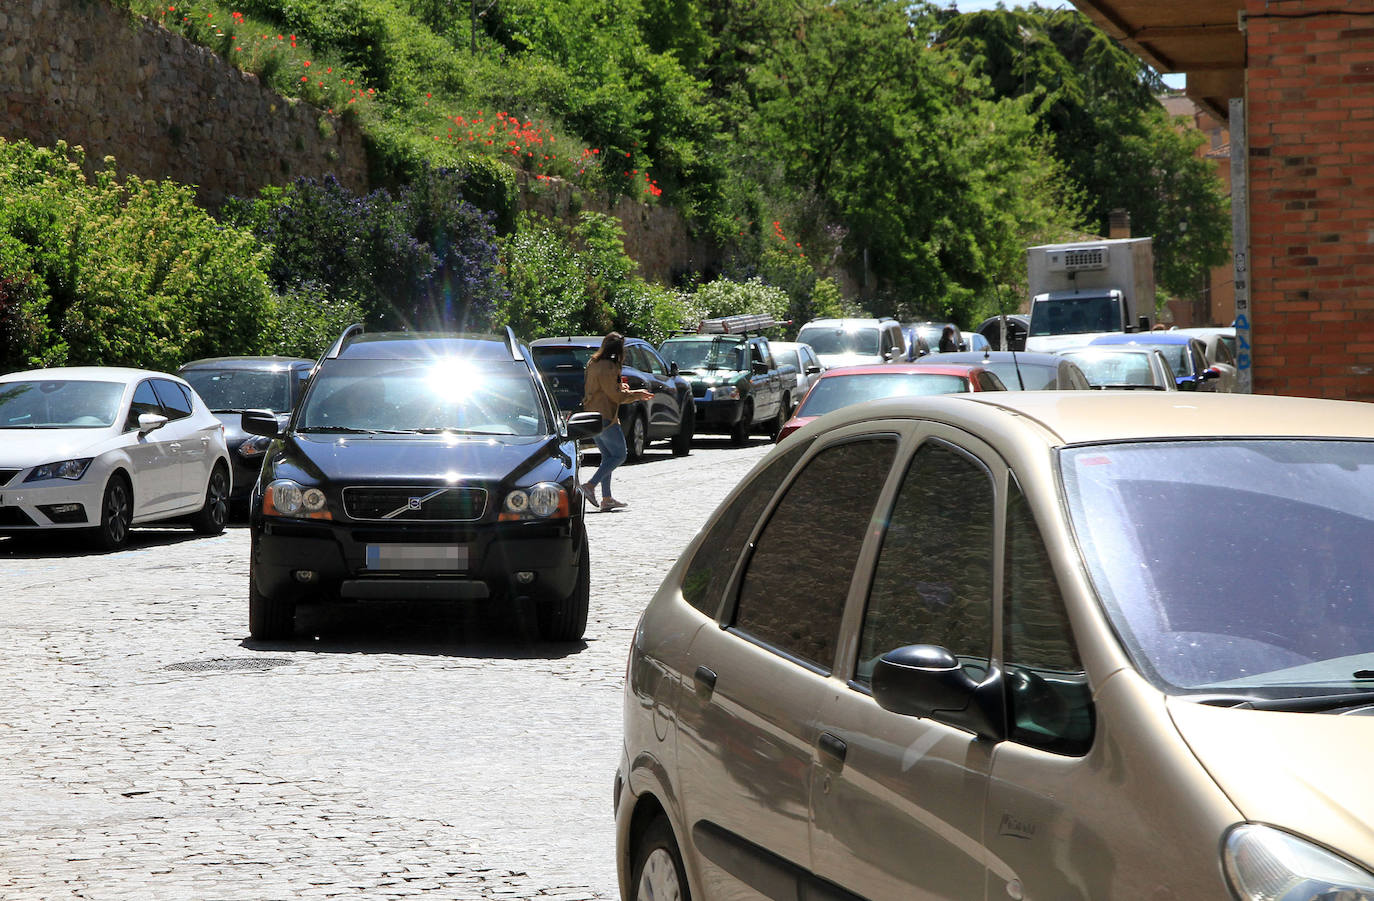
[[0, 438, 774, 901]]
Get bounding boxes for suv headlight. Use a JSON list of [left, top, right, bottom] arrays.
[[712, 385, 740, 400], [25, 458, 93, 482], [500, 482, 568, 521], [237, 436, 273, 459], [1225, 824, 1374, 901], [262, 479, 331, 520]]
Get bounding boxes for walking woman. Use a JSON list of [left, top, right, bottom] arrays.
[[580, 332, 654, 511]]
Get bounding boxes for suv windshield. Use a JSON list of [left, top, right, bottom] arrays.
[[297, 360, 549, 437], [183, 368, 294, 412], [0, 380, 125, 428], [1061, 439, 1374, 698], [797, 327, 879, 356], [661, 338, 746, 371]]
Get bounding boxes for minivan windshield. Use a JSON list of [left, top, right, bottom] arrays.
[[796, 327, 880, 356], [297, 360, 549, 437], [1061, 439, 1374, 699]]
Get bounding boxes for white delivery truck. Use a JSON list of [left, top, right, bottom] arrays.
[[1023, 237, 1155, 353]]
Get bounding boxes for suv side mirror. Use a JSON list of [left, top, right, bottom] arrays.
[[871, 644, 1005, 741], [670, 362, 679, 377], [752, 361, 769, 374], [242, 409, 283, 438], [566, 411, 604, 440]]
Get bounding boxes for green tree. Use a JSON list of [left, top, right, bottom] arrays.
[[938, 7, 1229, 299]]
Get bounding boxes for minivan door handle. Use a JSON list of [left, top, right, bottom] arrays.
[[818, 731, 847, 767], [693, 665, 717, 699]]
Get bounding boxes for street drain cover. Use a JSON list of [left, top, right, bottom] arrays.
[[162, 657, 293, 673]]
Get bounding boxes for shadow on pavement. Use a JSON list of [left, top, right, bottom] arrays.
[[0, 527, 211, 558], [239, 599, 590, 659]]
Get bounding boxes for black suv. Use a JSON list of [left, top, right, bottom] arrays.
[[243, 326, 603, 642]]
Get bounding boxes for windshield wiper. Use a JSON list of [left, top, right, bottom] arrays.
[[297, 426, 382, 434], [1190, 690, 1374, 712]]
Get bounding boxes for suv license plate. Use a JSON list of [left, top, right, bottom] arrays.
[[365, 544, 468, 571]]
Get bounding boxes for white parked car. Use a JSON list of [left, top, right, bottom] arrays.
[[766, 341, 825, 410], [0, 367, 232, 549]]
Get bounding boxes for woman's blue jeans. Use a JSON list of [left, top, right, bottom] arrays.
[[588, 421, 627, 496]]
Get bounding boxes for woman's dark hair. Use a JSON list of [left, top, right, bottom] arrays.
[[591, 331, 624, 363]]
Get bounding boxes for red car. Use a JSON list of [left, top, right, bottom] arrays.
[[776, 362, 1007, 441]]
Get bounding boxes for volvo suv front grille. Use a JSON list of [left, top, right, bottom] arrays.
[[342, 486, 487, 522]]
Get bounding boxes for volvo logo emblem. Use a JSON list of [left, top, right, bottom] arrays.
[[408, 497, 423, 510]]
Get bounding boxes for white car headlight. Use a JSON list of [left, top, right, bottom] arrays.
[[1225, 824, 1374, 901], [501, 482, 567, 520], [24, 457, 93, 482], [712, 385, 740, 400], [263, 479, 331, 520]]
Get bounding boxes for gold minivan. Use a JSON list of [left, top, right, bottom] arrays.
[[615, 391, 1374, 901]]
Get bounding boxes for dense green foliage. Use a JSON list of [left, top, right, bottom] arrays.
[[221, 167, 506, 331], [0, 140, 272, 372], [3, 0, 1234, 370], [938, 7, 1230, 300]]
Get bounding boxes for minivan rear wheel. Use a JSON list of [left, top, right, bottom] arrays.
[[633, 815, 689, 901]]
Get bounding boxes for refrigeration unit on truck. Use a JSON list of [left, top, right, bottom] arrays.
[[1023, 237, 1155, 353]]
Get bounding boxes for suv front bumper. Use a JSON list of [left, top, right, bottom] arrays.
[[251, 516, 583, 604]]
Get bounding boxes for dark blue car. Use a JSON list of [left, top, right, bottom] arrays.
[[1089, 334, 1222, 390]]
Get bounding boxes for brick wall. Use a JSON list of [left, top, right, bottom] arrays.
[[1245, 0, 1374, 399]]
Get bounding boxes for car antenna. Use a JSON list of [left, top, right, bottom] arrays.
[[1001, 314, 1026, 389]]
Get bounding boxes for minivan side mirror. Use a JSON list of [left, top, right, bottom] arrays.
[[566, 411, 604, 441], [242, 409, 283, 438], [871, 644, 1006, 741]]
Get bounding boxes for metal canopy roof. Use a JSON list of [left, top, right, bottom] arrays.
[[1070, 0, 1245, 120]]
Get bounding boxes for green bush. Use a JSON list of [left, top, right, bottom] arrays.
[[691, 277, 789, 324], [0, 140, 272, 372], [261, 283, 365, 357]]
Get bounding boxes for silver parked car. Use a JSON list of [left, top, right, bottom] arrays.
[[617, 392, 1374, 901], [765, 341, 825, 408]]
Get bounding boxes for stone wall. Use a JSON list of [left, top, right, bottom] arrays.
[[515, 172, 721, 284], [0, 0, 721, 282], [1, 0, 370, 206]]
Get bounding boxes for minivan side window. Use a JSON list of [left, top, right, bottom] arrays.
[[1004, 480, 1094, 755], [855, 441, 994, 686], [734, 438, 898, 671], [680, 442, 813, 616]]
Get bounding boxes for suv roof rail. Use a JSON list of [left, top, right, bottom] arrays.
[[697, 313, 791, 335], [324, 323, 366, 360], [504, 326, 524, 362]]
